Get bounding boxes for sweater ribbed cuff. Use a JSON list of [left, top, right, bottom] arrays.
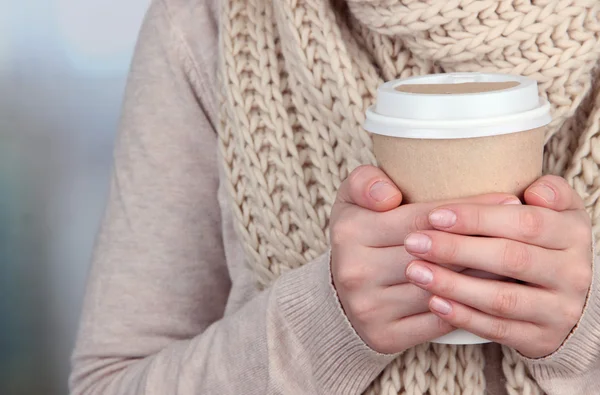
[[524, 251, 600, 380], [274, 251, 394, 394]]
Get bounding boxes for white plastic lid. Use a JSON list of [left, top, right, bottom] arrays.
[[432, 329, 490, 345], [364, 73, 552, 139]]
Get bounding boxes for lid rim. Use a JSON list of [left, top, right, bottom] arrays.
[[365, 100, 552, 140]]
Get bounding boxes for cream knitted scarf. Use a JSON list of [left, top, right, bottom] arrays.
[[218, 0, 600, 394]]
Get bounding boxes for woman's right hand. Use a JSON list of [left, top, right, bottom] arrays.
[[330, 165, 519, 354]]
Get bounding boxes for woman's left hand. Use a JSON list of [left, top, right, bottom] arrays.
[[403, 175, 593, 358]]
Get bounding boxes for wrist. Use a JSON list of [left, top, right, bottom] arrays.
[[274, 251, 394, 393]]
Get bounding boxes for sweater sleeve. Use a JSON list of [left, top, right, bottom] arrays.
[[522, 252, 600, 395], [68, 1, 393, 394]]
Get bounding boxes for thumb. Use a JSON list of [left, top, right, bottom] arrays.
[[335, 165, 403, 212], [524, 175, 585, 211]]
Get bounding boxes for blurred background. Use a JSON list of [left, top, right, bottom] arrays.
[[1, 0, 151, 393]]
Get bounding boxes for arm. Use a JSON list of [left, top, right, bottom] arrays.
[[68, 1, 391, 394]]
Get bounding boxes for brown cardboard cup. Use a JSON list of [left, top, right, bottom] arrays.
[[373, 127, 545, 203], [364, 73, 552, 344]]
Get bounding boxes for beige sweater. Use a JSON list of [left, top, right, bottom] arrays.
[[69, 0, 600, 394]]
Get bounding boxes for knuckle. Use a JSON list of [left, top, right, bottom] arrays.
[[533, 335, 559, 358], [524, 324, 560, 358], [412, 211, 430, 232], [486, 319, 510, 342], [349, 297, 378, 325], [373, 212, 394, 237], [501, 240, 531, 277], [415, 287, 432, 303], [561, 302, 584, 329], [330, 215, 358, 246], [518, 209, 544, 239], [335, 263, 367, 291], [364, 328, 394, 353], [438, 277, 457, 296], [491, 285, 519, 317], [438, 237, 460, 262], [436, 316, 454, 333], [452, 308, 473, 329], [573, 217, 592, 245], [570, 264, 592, 294]]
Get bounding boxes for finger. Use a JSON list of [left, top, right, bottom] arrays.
[[364, 246, 466, 286], [459, 269, 508, 281], [360, 192, 520, 247], [524, 175, 585, 211], [383, 284, 431, 317], [406, 261, 556, 324], [427, 203, 583, 249], [427, 296, 548, 358], [404, 231, 561, 287], [387, 312, 455, 352], [335, 165, 403, 212], [334, 245, 413, 288], [369, 246, 417, 285], [352, 284, 432, 321]]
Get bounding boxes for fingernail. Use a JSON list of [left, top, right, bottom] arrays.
[[529, 184, 556, 203], [369, 181, 398, 202], [404, 233, 432, 253], [429, 209, 457, 228], [501, 198, 522, 205], [406, 263, 433, 285], [430, 297, 452, 315]]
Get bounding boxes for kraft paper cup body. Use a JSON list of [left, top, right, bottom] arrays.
[[364, 73, 552, 345]]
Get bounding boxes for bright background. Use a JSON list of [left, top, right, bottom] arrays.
[[1, 0, 151, 393]]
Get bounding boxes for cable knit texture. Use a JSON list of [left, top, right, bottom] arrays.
[[218, 1, 600, 394]]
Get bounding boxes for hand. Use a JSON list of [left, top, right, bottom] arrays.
[[403, 175, 593, 358], [330, 165, 521, 354]]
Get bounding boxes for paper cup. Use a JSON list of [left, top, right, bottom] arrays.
[[364, 72, 552, 345]]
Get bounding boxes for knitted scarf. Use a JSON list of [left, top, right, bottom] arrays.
[[218, 0, 600, 394]]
